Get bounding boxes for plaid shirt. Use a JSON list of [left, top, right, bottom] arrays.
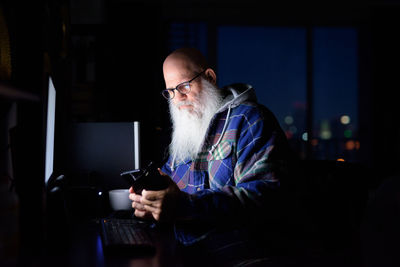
[[161, 84, 290, 245]]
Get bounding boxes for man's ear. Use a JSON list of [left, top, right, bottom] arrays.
[[204, 68, 217, 85]]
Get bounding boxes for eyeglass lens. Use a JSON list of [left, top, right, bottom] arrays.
[[162, 70, 205, 100]]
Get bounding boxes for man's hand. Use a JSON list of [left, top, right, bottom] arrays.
[[129, 168, 182, 222]]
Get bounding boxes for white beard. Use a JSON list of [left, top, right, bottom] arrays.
[[169, 79, 223, 163]]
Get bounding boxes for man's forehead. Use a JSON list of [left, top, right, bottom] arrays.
[[164, 70, 189, 83], [164, 66, 194, 87]]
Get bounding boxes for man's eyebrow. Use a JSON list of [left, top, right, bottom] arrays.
[[166, 81, 187, 91]]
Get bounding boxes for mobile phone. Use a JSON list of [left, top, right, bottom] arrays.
[[120, 162, 168, 194]]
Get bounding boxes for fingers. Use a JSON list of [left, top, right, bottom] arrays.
[[131, 197, 158, 220], [131, 201, 146, 210], [129, 187, 168, 203], [157, 168, 167, 176], [129, 178, 179, 223], [142, 189, 165, 201], [130, 192, 148, 210], [129, 192, 142, 202], [133, 201, 161, 221], [130, 191, 161, 210], [134, 209, 149, 218], [143, 204, 160, 214]]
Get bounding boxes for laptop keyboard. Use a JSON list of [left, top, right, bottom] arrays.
[[100, 218, 155, 250]]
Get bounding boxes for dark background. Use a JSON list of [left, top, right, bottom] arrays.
[[2, 0, 400, 175], [1, 0, 400, 266]]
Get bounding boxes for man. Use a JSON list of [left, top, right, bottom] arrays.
[[129, 47, 292, 256]]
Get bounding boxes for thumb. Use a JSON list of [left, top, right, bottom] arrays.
[[157, 168, 167, 176]]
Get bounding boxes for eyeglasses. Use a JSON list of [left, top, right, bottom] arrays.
[[161, 69, 206, 100]]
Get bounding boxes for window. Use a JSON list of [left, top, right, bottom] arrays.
[[168, 23, 360, 162], [217, 26, 307, 158], [312, 28, 359, 161]]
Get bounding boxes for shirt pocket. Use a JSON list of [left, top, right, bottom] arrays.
[[207, 141, 233, 161], [206, 141, 235, 188]]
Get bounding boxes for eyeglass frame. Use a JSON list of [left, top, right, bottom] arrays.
[[161, 69, 206, 100]]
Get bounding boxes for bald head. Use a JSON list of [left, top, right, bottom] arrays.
[[163, 48, 217, 93], [163, 47, 208, 77]]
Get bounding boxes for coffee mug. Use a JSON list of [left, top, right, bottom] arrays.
[[108, 189, 132, 211]]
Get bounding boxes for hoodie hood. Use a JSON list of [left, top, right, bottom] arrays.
[[216, 83, 257, 113], [207, 83, 258, 156]]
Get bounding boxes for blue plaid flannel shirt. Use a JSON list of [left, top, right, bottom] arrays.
[[161, 84, 290, 245]]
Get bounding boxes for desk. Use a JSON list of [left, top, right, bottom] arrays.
[[41, 217, 279, 267], [43, 218, 186, 267], [39, 186, 197, 266], [21, 210, 354, 267]]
